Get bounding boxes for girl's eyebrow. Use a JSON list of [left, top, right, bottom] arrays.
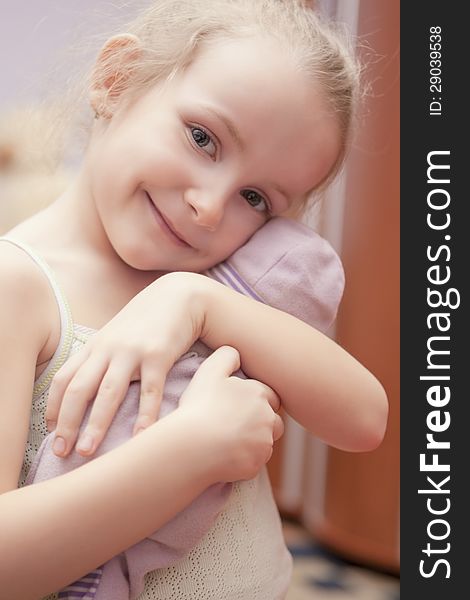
[[199, 105, 245, 152]]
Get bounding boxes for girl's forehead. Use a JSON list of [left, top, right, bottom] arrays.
[[182, 36, 299, 88], [173, 37, 317, 122]]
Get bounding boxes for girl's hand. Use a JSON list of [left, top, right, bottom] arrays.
[[179, 346, 284, 482], [46, 272, 208, 458]]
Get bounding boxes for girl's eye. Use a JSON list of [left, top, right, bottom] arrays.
[[240, 189, 270, 213], [189, 126, 217, 158]]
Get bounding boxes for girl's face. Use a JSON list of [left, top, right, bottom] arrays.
[[86, 36, 341, 272]]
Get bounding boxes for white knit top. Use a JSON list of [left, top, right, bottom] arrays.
[[2, 238, 292, 600]]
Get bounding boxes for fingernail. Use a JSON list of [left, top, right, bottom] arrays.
[[53, 436, 66, 456], [46, 420, 57, 433], [76, 433, 94, 454]]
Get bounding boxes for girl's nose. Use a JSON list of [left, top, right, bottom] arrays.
[[184, 188, 227, 231]]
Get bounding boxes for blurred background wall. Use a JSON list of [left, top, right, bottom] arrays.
[[0, 0, 399, 575], [0, 0, 137, 109], [0, 0, 139, 232]]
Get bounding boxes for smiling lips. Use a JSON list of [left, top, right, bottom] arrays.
[[146, 192, 193, 248]]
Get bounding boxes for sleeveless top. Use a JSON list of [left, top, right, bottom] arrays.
[[0, 238, 292, 600]]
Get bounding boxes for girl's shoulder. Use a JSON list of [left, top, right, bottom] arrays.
[[0, 239, 61, 371], [0, 240, 50, 308], [0, 241, 59, 492]]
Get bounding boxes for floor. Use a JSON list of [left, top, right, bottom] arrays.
[[283, 520, 400, 600]]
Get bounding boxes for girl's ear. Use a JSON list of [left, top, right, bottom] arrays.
[[90, 34, 142, 119]]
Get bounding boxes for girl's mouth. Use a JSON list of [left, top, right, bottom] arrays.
[[146, 192, 192, 248]]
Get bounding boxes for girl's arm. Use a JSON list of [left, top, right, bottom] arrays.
[[0, 256, 281, 598], [1, 412, 225, 598], [200, 275, 388, 451], [48, 272, 387, 455]]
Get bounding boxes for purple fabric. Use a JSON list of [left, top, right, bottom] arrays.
[[26, 217, 344, 600], [26, 342, 229, 600]]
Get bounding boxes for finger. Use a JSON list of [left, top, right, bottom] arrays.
[[267, 390, 281, 414], [272, 413, 284, 442], [264, 444, 274, 465], [45, 349, 90, 430], [192, 346, 241, 384], [244, 379, 281, 414], [52, 356, 108, 457], [132, 360, 165, 436], [75, 359, 136, 456]]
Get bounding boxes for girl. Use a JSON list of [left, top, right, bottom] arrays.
[[0, 1, 388, 598]]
